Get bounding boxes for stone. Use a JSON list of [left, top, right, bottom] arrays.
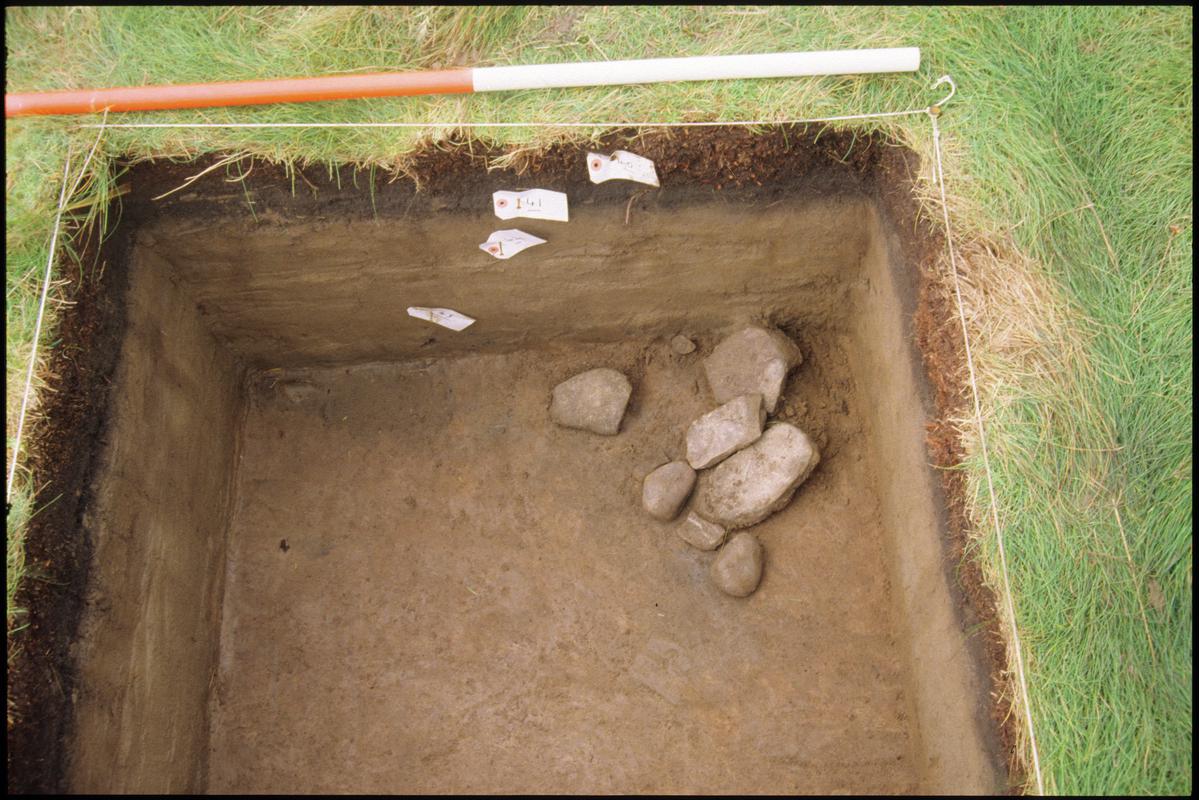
[[677, 512, 726, 551], [703, 326, 802, 414], [693, 423, 820, 529], [710, 532, 764, 597], [670, 334, 696, 355], [550, 368, 632, 435], [642, 461, 696, 521], [684, 394, 765, 469], [279, 380, 319, 405]]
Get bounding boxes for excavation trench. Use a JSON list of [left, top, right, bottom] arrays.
[[9, 128, 1010, 793]]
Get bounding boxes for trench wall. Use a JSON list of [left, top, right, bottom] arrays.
[[850, 207, 1004, 792], [141, 197, 872, 367], [68, 245, 245, 793]]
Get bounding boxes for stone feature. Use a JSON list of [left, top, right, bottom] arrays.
[[693, 423, 820, 529], [703, 326, 802, 414], [670, 335, 697, 355], [549, 368, 632, 435], [677, 512, 726, 551], [710, 533, 764, 597], [642, 461, 696, 522], [684, 394, 765, 470]]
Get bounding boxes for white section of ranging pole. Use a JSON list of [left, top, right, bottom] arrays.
[[471, 48, 920, 92]]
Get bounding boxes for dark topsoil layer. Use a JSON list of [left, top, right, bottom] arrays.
[[6, 125, 1019, 793]]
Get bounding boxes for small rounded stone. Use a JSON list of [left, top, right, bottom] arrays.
[[670, 335, 697, 355], [710, 532, 764, 597]]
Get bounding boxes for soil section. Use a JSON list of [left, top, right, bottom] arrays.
[[142, 196, 866, 369], [67, 243, 245, 792]]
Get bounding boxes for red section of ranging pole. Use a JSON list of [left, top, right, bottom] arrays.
[[5, 69, 475, 117]]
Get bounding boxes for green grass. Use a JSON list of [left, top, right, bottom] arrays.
[[4, 6, 1191, 794]]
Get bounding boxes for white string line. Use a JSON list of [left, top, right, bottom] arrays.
[[931, 110, 1046, 795], [79, 107, 927, 129], [6, 113, 108, 505], [6, 155, 73, 505]]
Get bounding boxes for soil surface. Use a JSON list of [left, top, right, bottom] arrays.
[[211, 335, 916, 793], [6, 124, 1018, 793]]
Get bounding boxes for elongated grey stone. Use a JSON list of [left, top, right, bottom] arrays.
[[685, 394, 765, 470], [710, 532, 764, 597], [550, 368, 632, 435], [642, 461, 696, 522], [693, 423, 820, 529], [703, 326, 802, 414], [677, 512, 726, 551]]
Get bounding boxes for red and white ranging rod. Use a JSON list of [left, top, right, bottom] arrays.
[[5, 48, 921, 117]]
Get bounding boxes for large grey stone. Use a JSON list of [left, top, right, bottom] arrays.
[[642, 461, 696, 521], [703, 326, 802, 414], [693, 423, 820, 529], [685, 394, 765, 469], [677, 512, 726, 551], [710, 533, 764, 597], [550, 368, 632, 435]]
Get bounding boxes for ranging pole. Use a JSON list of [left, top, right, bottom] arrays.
[[5, 49, 920, 117]]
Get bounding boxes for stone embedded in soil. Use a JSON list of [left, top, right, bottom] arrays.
[[685, 394, 766, 470], [710, 532, 764, 597], [279, 379, 319, 405], [671, 335, 697, 355], [677, 512, 727, 551], [703, 326, 802, 414], [694, 422, 820, 530], [549, 368, 632, 435], [642, 461, 697, 522]]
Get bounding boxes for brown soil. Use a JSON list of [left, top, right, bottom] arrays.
[[211, 337, 915, 793], [6, 125, 1017, 794]]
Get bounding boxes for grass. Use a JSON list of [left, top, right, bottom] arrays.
[[4, 6, 1192, 794]]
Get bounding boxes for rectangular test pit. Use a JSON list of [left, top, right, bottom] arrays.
[[59, 132, 1006, 794]]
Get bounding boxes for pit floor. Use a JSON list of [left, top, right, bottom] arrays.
[[209, 333, 920, 794]]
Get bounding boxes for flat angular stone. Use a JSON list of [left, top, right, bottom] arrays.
[[703, 326, 802, 414], [550, 368, 632, 435], [685, 394, 765, 470], [693, 423, 820, 529], [677, 512, 726, 551], [642, 461, 696, 521], [710, 532, 764, 597]]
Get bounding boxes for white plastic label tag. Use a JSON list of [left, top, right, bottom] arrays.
[[587, 150, 660, 187], [407, 307, 476, 332], [493, 189, 569, 222], [479, 229, 547, 260]]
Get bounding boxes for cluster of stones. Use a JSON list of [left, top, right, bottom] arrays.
[[643, 326, 819, 598], [547, 326, 819, 600]]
